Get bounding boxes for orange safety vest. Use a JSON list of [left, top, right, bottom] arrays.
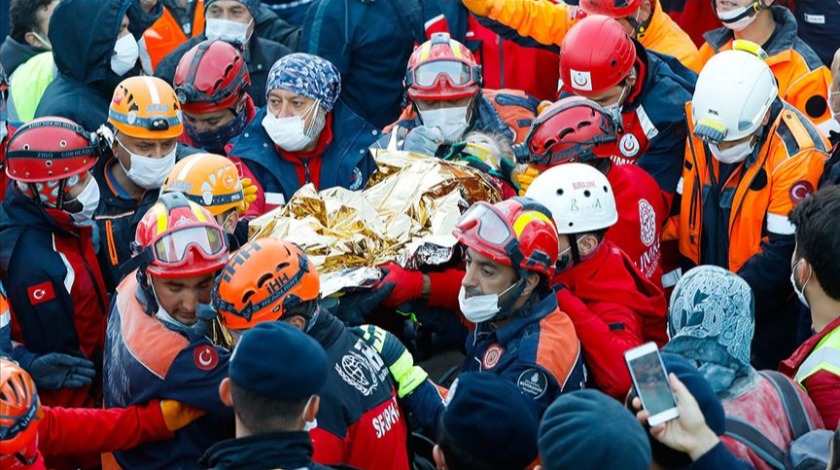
[[677, 101, 829, 273], [142, 1, 206, 71]]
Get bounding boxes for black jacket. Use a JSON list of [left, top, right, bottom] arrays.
[[34, 0, 163, 131], [201, 431, 350, 470], [0, 37, 47, 76], [155, 34, 291, 108]]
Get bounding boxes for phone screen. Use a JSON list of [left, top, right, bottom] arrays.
[[628, 350, 676, 416]]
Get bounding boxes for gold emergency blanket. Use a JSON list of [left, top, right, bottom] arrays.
[[247, 150, 500, 293]]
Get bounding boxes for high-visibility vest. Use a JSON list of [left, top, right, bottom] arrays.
[[795, 325, 840, 388], [141, 1, 205, 71]]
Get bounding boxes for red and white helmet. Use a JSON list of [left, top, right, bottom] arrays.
[[559, 15, 637, 96], [524, 96, 619, 168], [174, 40, 251, 114], [405, 33, 482, 102]]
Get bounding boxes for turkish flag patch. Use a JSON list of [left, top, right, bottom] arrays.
[[27, 282, 56, 306], [789, 180, 815, 203], [193, 345, 219, 371]]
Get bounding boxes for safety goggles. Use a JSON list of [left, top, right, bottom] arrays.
[[151, 225, 226, 265], [407, 60, 479, 89], [455, 202, 514, 249]]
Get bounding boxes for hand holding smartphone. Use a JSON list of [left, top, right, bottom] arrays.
[[625, 342, 679, 426]]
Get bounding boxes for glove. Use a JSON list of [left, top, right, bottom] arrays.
[[376, 263, 424, 307], [353, 324, 429, 398], [160, 399, 207, 432], [28, 352, 96, 390], [462, 0, 496, 17], [238, 177, 258, 214], [516, 165, 541, 196], [335, 284, 396, 326], [403, 126, 444, 156]]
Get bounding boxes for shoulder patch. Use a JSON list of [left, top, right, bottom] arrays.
[[349, 166, 364, 190], [26, 281, 56, 306], [482, 344, 504, 370], [335, 351, 379, 397], [193, 345, 219, 371], [517, 369, 549, 399], [789, 180, 814, 203]]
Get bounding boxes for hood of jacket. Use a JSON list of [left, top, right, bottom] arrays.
[[49, 0, 136, 94]]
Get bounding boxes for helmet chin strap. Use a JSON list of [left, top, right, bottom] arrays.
[[717, 0, 768, 24]]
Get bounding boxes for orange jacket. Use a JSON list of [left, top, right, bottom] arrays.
[[141, 1, 205, 71], [699, 7, 834, 135], [677, 100, 829, 273], [460, 0, 703, 73]]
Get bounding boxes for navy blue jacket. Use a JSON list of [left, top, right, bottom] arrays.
[[301, 0, 424, 129], [201, 432, 347, 470], [228, 101, 379, 206], [34, 0, 163, 131], [791, 0, 840, 68]]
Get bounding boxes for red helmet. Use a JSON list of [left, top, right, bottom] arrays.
[[174, 40, 251, 114], [405, 33, 482, 101], [0, 359, 41, 458], [5, 117, 105, 207], [133, 192, 229, 279], [559, 15, 637, 96], [579, 0, 643, 18], [453, 197, 559, 278], [524, 97, 619, 168]]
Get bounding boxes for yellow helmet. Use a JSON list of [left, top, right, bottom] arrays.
[[162, 153, 244, 216], [108, 76, 184, 140]]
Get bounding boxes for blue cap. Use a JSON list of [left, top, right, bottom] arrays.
[[228, 322, 328, 400], [205, 0, 261, 19], [266, 53, 342, 112]]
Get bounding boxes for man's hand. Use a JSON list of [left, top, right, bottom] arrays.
[[352, 324, 428, 398], [28, 353, 96, 390], [633, 374, 720, 461], [238, 178, 258, 214], [375, 263, 424, 307], [334, 285, 395, 326], [404, 126, 444, 156], [159, 399, 207, 432], [516, 165, 541, 196]]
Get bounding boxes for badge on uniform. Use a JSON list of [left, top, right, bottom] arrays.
[[27, 281, 56, 306], [517, 368, 548, 399], [482, 344, 504, 370], [194, 344, 219, 371]]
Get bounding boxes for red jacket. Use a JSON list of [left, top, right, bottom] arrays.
[[605, 163, 668, 287], [553, 240, 668, 398], [779, 315, 840, 429]]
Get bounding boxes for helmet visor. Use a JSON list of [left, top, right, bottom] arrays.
[[455, 202, 513, 248], [153, 225, 226, 264], [413, 60, 473, 88]]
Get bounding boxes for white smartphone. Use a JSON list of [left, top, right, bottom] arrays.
[[624, 342, 679, 427]]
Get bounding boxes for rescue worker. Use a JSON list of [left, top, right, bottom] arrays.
[[161, 153, 257, 249], [228, 53, 380, 216], [140, 0, 300, 73], [677, 48, 830, 369], [460, 0, 703, 73], [702, 0, 835, 135], [522, 96, 668, 286], [0, 65, 14, 204], [365, 197, 587, 438], [94, 76, 196, 292], [34, 0, 164, 131], [383, 33, 540, 156], [525, 164, 668, 398], [173, 40, 256, 155], [528, 16, 696, 202], [792, 0, 840, 68], [1, 0, 56, 76], [154, 0, 293, 108], [780, 185, 840, 429], [199, 322, 341, 470], [0, 358, 205, 470], [104, 193, 233, 469], [0, 118, 109, 409]]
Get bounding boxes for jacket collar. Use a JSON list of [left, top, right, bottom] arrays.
[[474, 292, 557, 345], [201, 431, 315, 470], [0, 186, 80, 239], [703, 6, 797, 57]]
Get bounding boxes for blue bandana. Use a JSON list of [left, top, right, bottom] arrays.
[[266, 53, 341, 112]]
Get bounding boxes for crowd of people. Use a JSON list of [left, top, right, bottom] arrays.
[[1, 0, 840, 469]]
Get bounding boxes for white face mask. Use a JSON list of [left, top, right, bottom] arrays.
[[205, 18, 252, 45], [117, 138, 177, 190], [68, 176, 101, 224], [457, 282, 518, 323], [709, 140, 755, 164], [111, 34, 139, 76], [717, 2, 762, 31], [261, 102, 325, 152], [790, 259, 811, 309], [418, 106, 470, 144]]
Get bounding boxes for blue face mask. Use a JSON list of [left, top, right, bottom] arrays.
[[185, 110, 248, 153]]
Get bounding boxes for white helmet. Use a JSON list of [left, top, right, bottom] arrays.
[[691, 47, 778, 143], [524, 163, 618, 234]]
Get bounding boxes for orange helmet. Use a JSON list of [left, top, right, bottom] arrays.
[[162, 154, 244, 216], [405, 33, 482, 102], [0, 359, 41, 457], [108, 76, 184, 140], [133, 192, 229, 279], [213, 238, 320, 331]]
